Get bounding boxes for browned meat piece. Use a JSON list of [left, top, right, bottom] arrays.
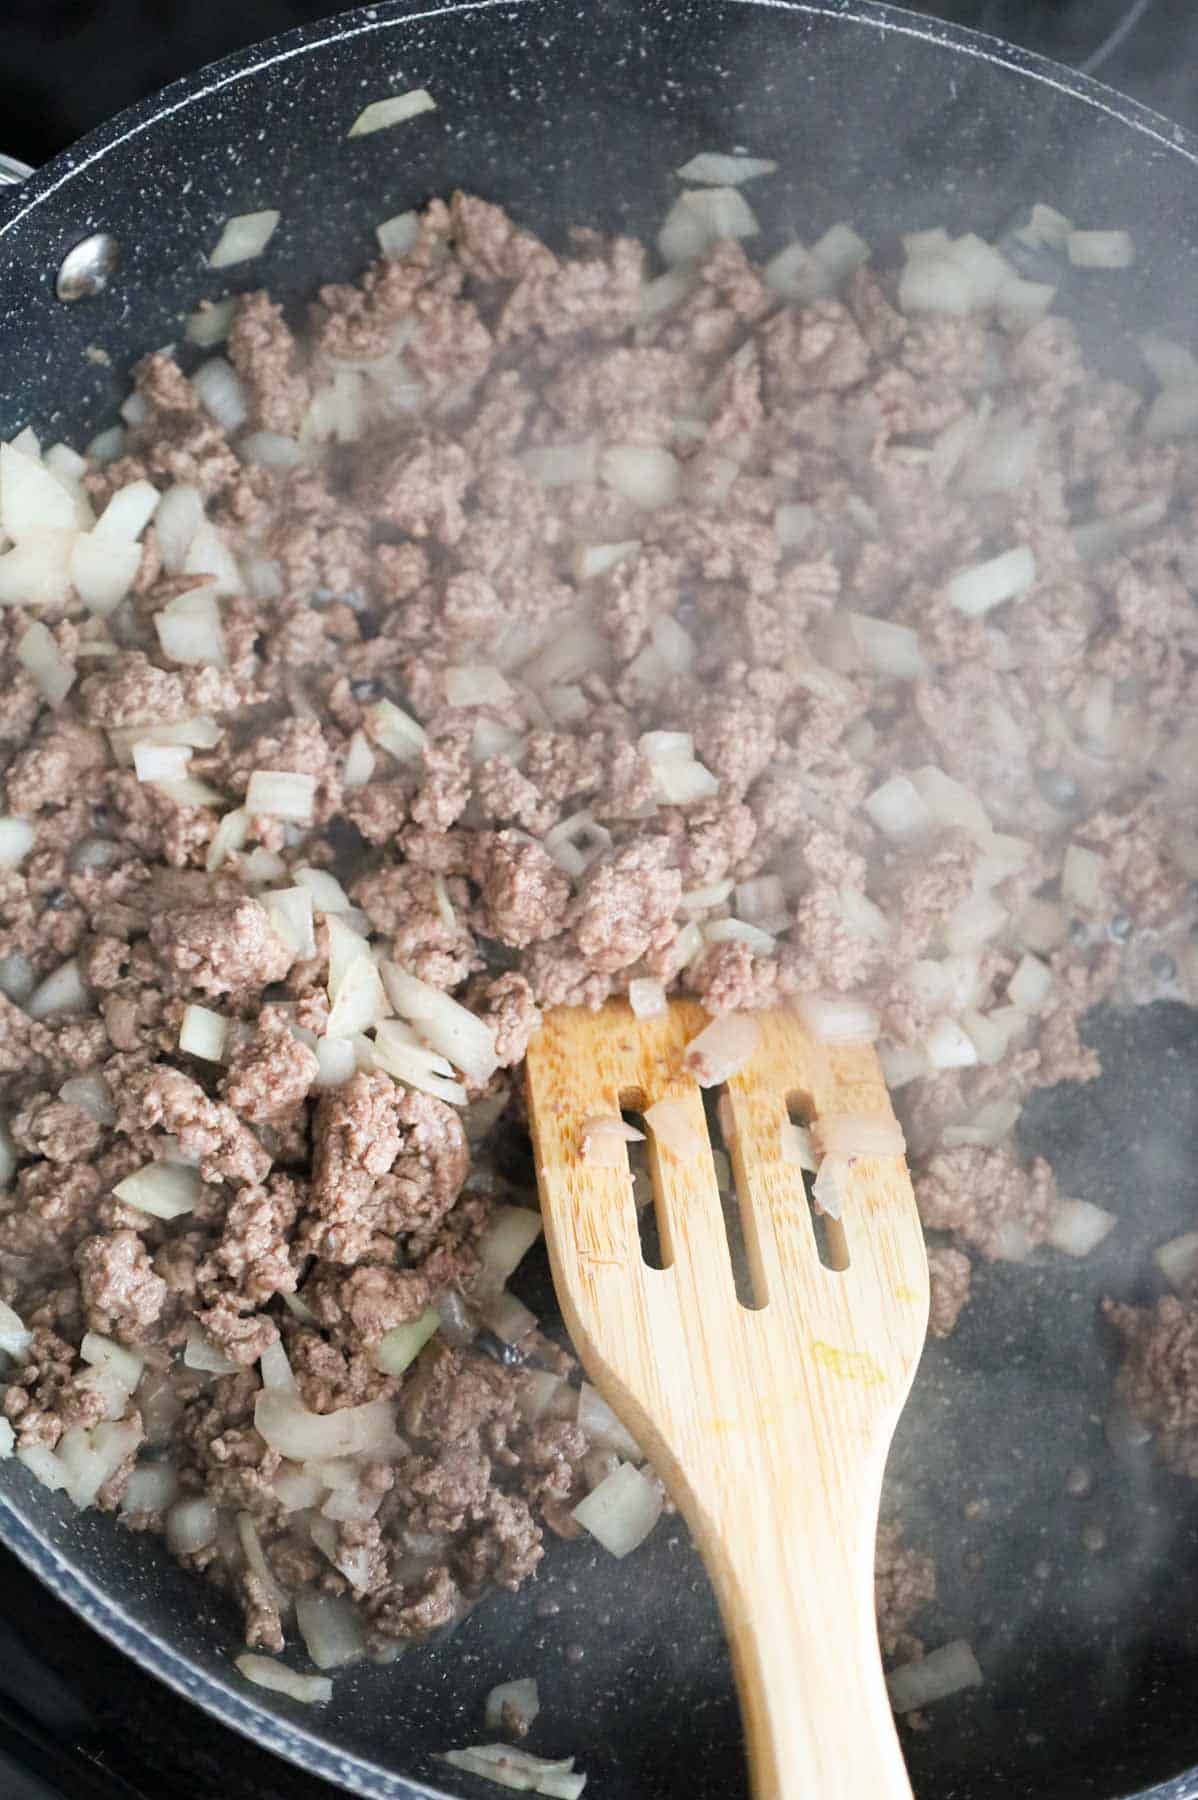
[[221, 1009, 318, 1122], [471, 831, 572, 948], [305, 1265, 432, 1348], [875, 1519, 936, 1659], [1104, 1296, 1198, 1478], [467, 973, 542, 1068], [927, 1247, 973, 1339], [352, 865, 478, 988], [76, 1230, 167, 1344], [198, 1175, 300, 1309], [915, 1146, 1057, 1262], [303, 1071, 404, 1265], [151, 898, 294, 998], [569, 840, 682, 974], [11, 1095, 104, 1165], [226, 292, 310, 437], [119, 1066, 270, 1187]]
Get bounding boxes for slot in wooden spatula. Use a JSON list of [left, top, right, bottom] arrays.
[[525, 999, 928, 1800]]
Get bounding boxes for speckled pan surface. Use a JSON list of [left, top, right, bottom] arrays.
[[1, 4, 1198, 1798]]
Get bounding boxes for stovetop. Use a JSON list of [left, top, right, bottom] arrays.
[[0, 2, 1194, 1797]]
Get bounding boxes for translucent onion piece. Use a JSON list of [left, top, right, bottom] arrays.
[[254, 1389, 401, 1461], [811, 1155, 847, 1220], [1045, 1198, 1117, 1258], [120, 1461, 179, 1515], [381, 963, 499, 1086], [1154, 1232, 1198, 1292], [476, 1207, 544, 1295], [572, 1461, 663, 1558], [887, 1641, 983, 1714], [945, 545, 1036, 617], [1067, 229, 1134, 270], [208, 211, 281, 270], [374, 1307, 441, 1376], [183, 1326, 240, 1374], [577, 1383, 642, 1462], [683, 1014, 760, 1086], [795, 994, 880, 1046], [246, 769, 317, 824], [235, 1654, 332, 1705], [179, 1003, 228, 1063], [643, 1097, 703, 1159], [0, 1298, 31, 1359], [580, 1114, 643, 1167], [296, 1588, 366, 1671], [0, 817, 33, 868], [627, 978, 667, 1020], [348, 89, 437, 137], [813, 1115, 905, 1158], [114, 1162, 202, 1220]]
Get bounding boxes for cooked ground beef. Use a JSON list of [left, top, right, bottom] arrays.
[[1, 187, 1191, 1695]]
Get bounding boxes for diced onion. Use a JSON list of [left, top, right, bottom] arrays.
[[440, 1745, 584, 1798], [628, 978, 667, 1021], [372, 1019, 466, 1105], [71, 531, 143, 615], [477, 1206, 544, 1296], [1008, 953, 1054, 1014], [56, 1417, 142, 1509], [0, 1298, 31, 1359], [543, 812, 612, 880], [795, 994, 880, 1045], [577, 1383, 642, 1462], [943, 894, 1008, 955], [183, 1326, 241, 1375], [381, 963, 498, 1086], [0, 818, 34, 868], [446, 663, 515, 708], [120, 1461, 179, 1515], [813, 1115, 905, 1157], [643, 1097, 703, 1159], [28, 958, 87, 1020], [314, 1036, 357, 1089], [684, 1013, 761, 1085], [192, 358, 248, 433], [164, 1494, 220, 1555], [17, 621, 75, 707], [179, 1003, 228, 1062], [945, 546, 1036, 617], [781, 1120, 818, 1170], [887, 1641, 983, 1714], [484, 1676, 542, 1738], [599, 446, 680, 511], [580, 1114, 644, 1168], [133, 742, 191, 784], [376, 210, 420, 257], [186, 297, 237, 347], [1045, 1198, 1116, 1258], [1061, 843, 1106, 913], [0, 441, 77, 539], [374, 1307, 441, 1376], [811, 1155, 847, 1220], [265, 886, 317, 961], [1153, 1232, 1198, 1292], [658, 187, 759, 265], [924, 1017, 980, 1071], [254, 1390, 401, 1461], [864, 774, 933, 843], [17, 1444, 68, 1492], [481, 1289, 538, 1348], [296, 1589, 366, 1671], [942, 1096, 1022, 1149], [675, 152, 777, 185], [704, 917, 777, 956], [366, 698, 427, 762], [259, 1337, 297, 1393], [348, 89, 437, 137], [1067, 229, 1134, 270], [205, 806, 249, 873], [246, 769, 317, 824], [235, 1654, 332, 1706], [849, 613, 928, 681], [114, 1162, 202, 1219], [155, 588, 225, 667], [208, 211, 281, 270], [572, 1460, 663, 1558]]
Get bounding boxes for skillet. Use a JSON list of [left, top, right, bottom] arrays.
[[2, 3, 1198, 1795]]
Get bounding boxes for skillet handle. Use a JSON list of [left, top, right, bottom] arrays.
[[0, 155, 33, 188]]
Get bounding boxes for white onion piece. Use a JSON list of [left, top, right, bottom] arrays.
[[0, 1298, 31, 1359], [1008, 953, 1054, 1014], [296, 1589, 366, 1671], [17, 1444, 68, 1492], [381, 963, 498, 1086], [374, 1307, 441, 1376], [639, 725, 691, 762], [235, 1655, 332, 1706], [28, 958, 87, 1020], [164, 1494, 220, 1555], [154, 485, 204, 573], [684, 1013, 760, 1085], [155, 588, 225, 667], [924, 1017, 980, 1071], [56, 1417, 142, 1509], [795, 994, 880, 1045], [484, 1676, 542, 1738], [945, 545, 1036, 617], [273, 1465, 325, 1512], [477, 1207, 544, 1295], [572, 539, 640, 582], [17, 621, 74, 707], [658, 187, 759, 264], [942, 1096, 1022, 1149], [114, 1162, 202, 1220], [543, 812, 612, 880], [245, 769, 317, 824], [179, 1003, 228, 1063], [1154, 1232, 1198, 1292], [1061, 844, 1106, 913], [1046, 1198, 1116, 1258], [327, 958, 389, 1041], [522, 443, 596, 487], [183, 1326, 240, 1375], [376, 209, 419, 257], [133, 742, 191, 784], [0, 531, 76, 608], [1067, 229, 1134, 269], [864, 774, 933, 843], [781, 1119, 818, 1170], [0, 442, 77, 539], [811, 1155, 847, 1220], [577, 1384, 642, 1462], [887, 1641, 983, 1714], [192, 358, 248, 433], [643, 1097, 703, 1159], [943, 894, 1008, 955], [849, 613, 928, 681], [80, 1332, 143, 1393], [259, 1337, 297, 1393], [348, 88, 436, 136], [266, 886, 317, 961], [186, 297, 237, 347], [0, 818, 34, 868], [572, 1460, 663, 1558], [255, 1390, 401, 1461], [910, 767, 991, 841], [628, 978, 667, 1021], [813, 1115, 905, 1158], [580, 1114, 644, 1168], [343, 730, 376, 787], [372, 1020, 466, 1105], [366, 698, 427, 762], [675, 152, 777, 185], [440, 1746, 583, 1798], [1016, 202, 1071, 249], [58, 1073, 114, 1127], [600, 446, 680, 511], [208, 210, 280, 269], [314, 1036, 357, 1089], [703, 917, 777, 956], [120, 1461, 179, 1515], [71, 531, 143, 615], [446, 663, 515, 708]]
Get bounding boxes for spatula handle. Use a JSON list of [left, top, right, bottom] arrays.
[[707, 1497, 912, 1800]]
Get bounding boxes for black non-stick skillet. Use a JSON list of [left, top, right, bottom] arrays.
[[2, 3, 1198, 1796]]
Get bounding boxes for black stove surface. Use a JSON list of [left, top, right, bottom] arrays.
[[0, 3, 1195, 1798]]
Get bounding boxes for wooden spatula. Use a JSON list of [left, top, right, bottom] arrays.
[[525, 998, 928, 1800]]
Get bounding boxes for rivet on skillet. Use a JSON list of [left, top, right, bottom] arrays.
[[55, 232, 121, 302]]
